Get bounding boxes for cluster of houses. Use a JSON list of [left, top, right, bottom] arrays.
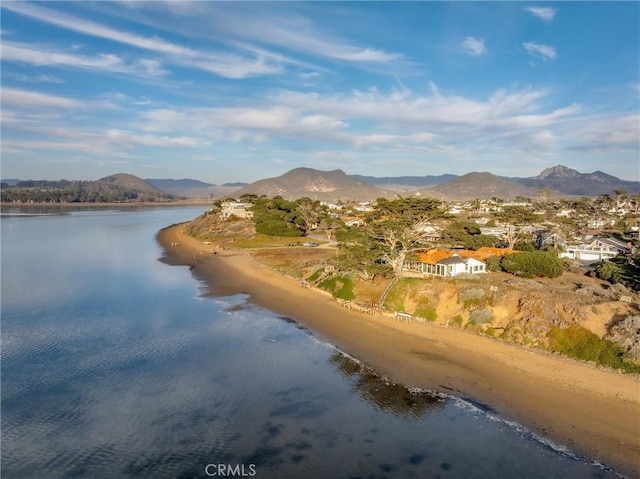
[[217, 197, 638, 277]]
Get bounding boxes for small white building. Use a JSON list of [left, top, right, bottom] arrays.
[[220, 201, 254, 219]]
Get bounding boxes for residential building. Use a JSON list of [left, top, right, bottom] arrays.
[[560, 236, 629, 261], [402, 247, 516, 277], [220, 201, 254, 219]]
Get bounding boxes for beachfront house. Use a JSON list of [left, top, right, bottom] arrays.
[[402, 247, 517, 278], [403, 252, 486, 277]]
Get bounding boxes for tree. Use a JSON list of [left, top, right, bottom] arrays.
[[537, 187, 553, 204], [364, 197, 446, 275], [493, 205, 541, 249], [296, 197, 325, 234], [336, 239, 391, 281], [441, 220, 498, 250], [612, 188, 627, 211]]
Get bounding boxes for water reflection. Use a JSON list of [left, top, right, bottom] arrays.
[[330, 353, 444, 419]]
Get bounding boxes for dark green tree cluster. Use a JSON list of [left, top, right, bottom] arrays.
[[440, 220, 498, 250], [251, 196, 327, 237], [493, 251, 563, 278], [594, 254, 640, 291], [1, 180, 174, 203]]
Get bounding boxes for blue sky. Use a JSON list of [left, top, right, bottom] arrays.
[[1, 1, 638, 184]]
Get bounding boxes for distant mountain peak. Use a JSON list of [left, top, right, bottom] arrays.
[[233, 167, 383, 201], [536, 165, 581, 180]]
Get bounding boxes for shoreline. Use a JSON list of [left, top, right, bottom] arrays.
[[158, 223, 640, 477], [1, 199, 212, 208]]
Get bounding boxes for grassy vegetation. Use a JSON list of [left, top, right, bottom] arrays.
[[318, 275, 355, 300], [233, 234, 305, 249], [307, 269, 324, 282], [547, 326, 640, 373], [382, 278, 424, 311], [414, 306, 437, 322]]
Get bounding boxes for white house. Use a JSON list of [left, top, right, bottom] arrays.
[[560, 237, 628, 261], [403, 253, 486, 277], [220, 201, 254, 219]]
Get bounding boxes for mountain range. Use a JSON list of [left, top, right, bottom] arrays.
[[229, 165, 638, 201], [3, 165, 638, 202]]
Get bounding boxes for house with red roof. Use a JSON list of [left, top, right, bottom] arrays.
[[402, 247, 517, 277]]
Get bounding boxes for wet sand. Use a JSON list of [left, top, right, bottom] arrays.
[[158, 224, 640, 476]]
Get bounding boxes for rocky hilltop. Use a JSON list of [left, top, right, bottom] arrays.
[[517, 164, 639, 196], [233, 167, 388, 201]]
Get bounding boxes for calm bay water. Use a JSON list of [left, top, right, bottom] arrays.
[[1, 207, 623, 478]]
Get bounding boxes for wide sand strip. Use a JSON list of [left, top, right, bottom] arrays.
[[158, 224, 640, 476]]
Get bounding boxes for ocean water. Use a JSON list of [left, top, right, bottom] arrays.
[[1, 207, 625, 478]]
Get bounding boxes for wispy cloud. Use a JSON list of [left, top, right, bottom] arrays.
[[1, 87, 84, 109], [1, 2, 284, 79], [460, 37, 487, 57], [3, 72, 65, 84], [566, 114, 640, 153], [2, 42, 169, 78], [525, 6, 557, 22], [523, 42, 557, 60], [189, 3, 403, 64], [2, 2, 194, 56]]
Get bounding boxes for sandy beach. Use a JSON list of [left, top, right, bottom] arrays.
[[158, 224, 640, 476]]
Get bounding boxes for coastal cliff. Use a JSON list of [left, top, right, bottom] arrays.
[[183, 213, 640, 370]]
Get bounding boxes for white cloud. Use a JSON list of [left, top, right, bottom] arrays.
[[2, 2, 284, 79], [1, 87, 84, 109], [3, 72, 65, 84], [354, 132, 436, 148], [525, 6, 557, 22], [460, 37, 487, 57], [2, 2, 195, 57], [523, 42, 557, 60], [566, 114, 640, 153], [2, 42, 168, 78], [198, 4, 403, 64]]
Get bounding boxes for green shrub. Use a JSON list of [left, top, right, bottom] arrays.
[[255, 220, 304, 237], [452, 315, 463, 326], [547, 326, 640, 373], [485, 255, 503, 272], [318, 275, 355, 300], [594, 261, 623, 283], [463, 298, 483, 309], [500, 251, 563, 278], [414, 306, 437, 322]]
